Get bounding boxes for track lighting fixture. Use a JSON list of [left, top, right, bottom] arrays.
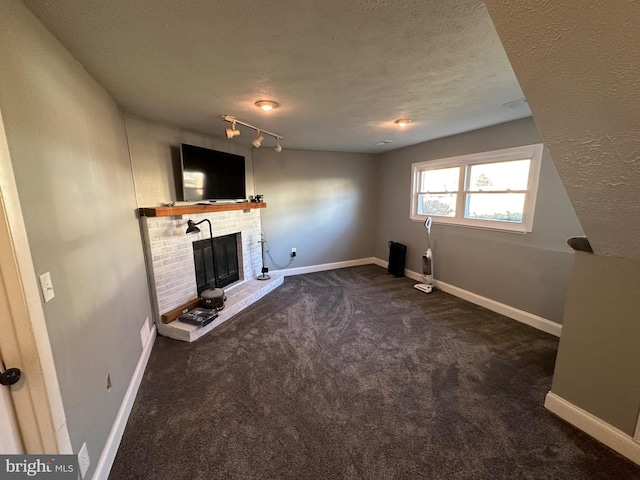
[[225, 120, 240, 138], [220, 115, 283, 152], [252, 131, 264, 148]]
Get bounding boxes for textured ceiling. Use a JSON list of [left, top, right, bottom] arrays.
[[21, 0, 530, 153], [485, 0, 640, 261]]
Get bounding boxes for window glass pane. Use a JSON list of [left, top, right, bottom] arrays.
[[418, 194, 457, 217], [467, 159, 530, 192], [464, 193, 526, 222], [420, 167, 459, 192]]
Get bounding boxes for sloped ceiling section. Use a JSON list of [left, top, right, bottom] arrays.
[[484, 0, 640, 261]]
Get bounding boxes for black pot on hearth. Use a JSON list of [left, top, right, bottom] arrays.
[[200, 288, 226, 311]]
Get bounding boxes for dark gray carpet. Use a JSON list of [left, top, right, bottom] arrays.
[[109, 265, 640, 479]]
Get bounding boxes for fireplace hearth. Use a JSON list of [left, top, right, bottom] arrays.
[[139, 206, 284, 342]]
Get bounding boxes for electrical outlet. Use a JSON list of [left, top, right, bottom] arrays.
[[291, 247, 296, 258], [78, 442, 90, 479]]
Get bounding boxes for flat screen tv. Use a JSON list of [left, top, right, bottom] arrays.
[[180, 144, 246, 202]]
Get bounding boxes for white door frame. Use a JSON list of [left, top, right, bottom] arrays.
[[0, 341, 24, 453], [0, 107, 71, 453]]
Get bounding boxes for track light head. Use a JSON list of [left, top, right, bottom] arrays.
[[225, 120, 240, 138], [225, 128, 240, 138], [252, 131, 264, 148], [274, 140, 282, 153]]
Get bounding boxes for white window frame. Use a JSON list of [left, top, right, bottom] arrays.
[[410, 144, 544, 233]]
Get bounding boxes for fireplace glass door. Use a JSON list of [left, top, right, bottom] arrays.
[[192, 233, 239, 293]]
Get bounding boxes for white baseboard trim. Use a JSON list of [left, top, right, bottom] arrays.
[[272, 257, 377, 277], [434, 279, 562, 337], [92, 325, 157, 480], [278, 257, 560, 337], [372, 257, 561, 337], [403, 268, 424, 283], [371, 257, 388, 268], [545, 391, 640, 466]]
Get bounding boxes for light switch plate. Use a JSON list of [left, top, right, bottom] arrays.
[[78, 442, 90, 479], [39, 271, 55, 303]]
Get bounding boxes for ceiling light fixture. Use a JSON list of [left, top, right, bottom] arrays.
[[394, 119, 413, 127], [220, 115, 283, 152], [252, 131, 264, 148], [255, 100, 279, 111]]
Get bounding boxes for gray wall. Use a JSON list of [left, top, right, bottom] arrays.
[[125, 116, 254, 207], [551, 252, 640, 435], [127, 115, 581, 324], [0, 1, 152, 475], [125, 118, 379, 271], [375, 118, 584, 323], [253, 148, 378, 269]]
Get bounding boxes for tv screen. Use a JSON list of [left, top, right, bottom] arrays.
[[180, 144, 246, 202]]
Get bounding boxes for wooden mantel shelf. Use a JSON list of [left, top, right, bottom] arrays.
[[139, 202, 266, 217]]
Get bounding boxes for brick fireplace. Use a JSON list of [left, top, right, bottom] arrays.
[[139, 204, 283, 342]]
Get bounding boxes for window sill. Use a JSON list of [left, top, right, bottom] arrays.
[[410, 215, 530, 234]]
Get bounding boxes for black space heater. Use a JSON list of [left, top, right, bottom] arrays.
[[388, 241, 406, 277]]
